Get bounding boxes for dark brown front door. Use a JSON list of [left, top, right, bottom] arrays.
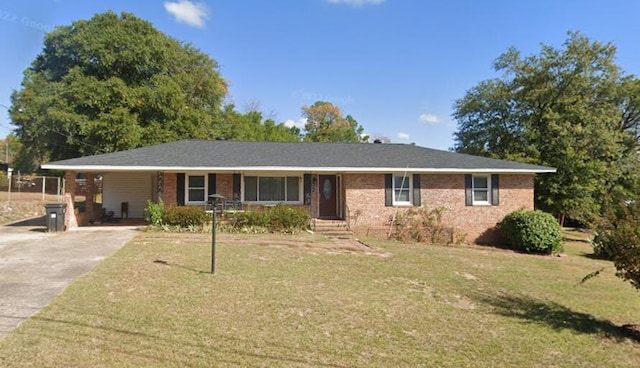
[[318, 175, 338, 218]]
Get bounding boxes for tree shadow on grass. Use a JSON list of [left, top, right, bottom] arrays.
[[473, 292, 639, 342], [581, 252, 609, 261]]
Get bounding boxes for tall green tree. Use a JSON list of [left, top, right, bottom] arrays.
[[10, 11, 227, 162], [302, 101, 367, 143], [453, 32, 639, 223], [217, 104, 300, 142], [4, 134, 38, 173]]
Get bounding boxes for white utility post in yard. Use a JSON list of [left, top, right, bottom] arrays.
[[7, 167, 12, 203]]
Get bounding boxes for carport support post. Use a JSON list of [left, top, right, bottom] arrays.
[[85, 173, 95, 221], [63, 171, 78, 230], [209, 194, 225, 274]]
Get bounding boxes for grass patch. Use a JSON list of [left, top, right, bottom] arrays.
[[0, 233, 639, 367]]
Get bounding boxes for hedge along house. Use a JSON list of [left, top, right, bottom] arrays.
[[41, 139, 555, 242]]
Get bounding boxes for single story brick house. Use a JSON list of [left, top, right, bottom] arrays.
[[41, 139, 554, 242]]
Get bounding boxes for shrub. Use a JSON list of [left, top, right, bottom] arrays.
[[592, 202, 640, 290], [267, 204, 310, 231], [230, 210, 269, 228], [145, 200, 164, 226], [0, 171, 8, 188], [228, 204, 310, 233], [161, 206, 208, 227], [500, 210, 563, 254], [590, 234, 613, 260], [391, 206, 461, 244]]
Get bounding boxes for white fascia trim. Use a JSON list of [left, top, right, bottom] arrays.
[[40, 165, 556, 174]]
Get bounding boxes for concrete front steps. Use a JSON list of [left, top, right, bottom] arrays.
[[312, 219, 353, 237]]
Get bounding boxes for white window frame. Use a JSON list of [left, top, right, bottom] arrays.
[[185, 173, 207, 205], [392, 174, 412, 206], [243, 174, 303, 204], [472, 174, 491, 205]]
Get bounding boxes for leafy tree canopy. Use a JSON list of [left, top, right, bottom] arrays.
[[453, 32, 640, 223], [10, 11, 227, 162], [3, 133, 38, 173], [302, 101, 367, 143], [217, 104, 300, 142]]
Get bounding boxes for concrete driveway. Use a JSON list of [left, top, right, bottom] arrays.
[[0, 217, 140, 340]]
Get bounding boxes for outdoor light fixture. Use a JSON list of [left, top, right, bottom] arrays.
[[208, 193, 225, 274]]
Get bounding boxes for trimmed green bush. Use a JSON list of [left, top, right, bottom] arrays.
[[267, 204, 310, 231], [231, 210, 269, 228], [500, 210, 563, 254], [228, 204, 310, 233], [161, 206, 208, 227]]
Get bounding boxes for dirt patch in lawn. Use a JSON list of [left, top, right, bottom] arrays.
[[225, 235, 392, 257], [141, 231, 391, 257]]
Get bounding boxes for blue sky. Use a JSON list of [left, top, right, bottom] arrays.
[[1, 0, 640, 149]]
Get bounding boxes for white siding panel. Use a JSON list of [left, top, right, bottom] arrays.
[[103, 172, 153, 218]]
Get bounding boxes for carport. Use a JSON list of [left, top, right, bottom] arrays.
[[57, 170, 155, 229]]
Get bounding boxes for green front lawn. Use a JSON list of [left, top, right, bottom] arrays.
[[0, 231, 638, 367]]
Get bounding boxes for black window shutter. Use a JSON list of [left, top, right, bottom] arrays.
[[233, 174, 241, 200], [412, 174, 421, 206], [303, 174, 312, 205], [385, 174, 393, 207], [208, 173, 217, 198], [464, 174, 473, 206], [176, 173, 185, 206], [491, 174, 499, 206]]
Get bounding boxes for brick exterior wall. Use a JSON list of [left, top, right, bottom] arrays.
[[63, 170, 78, 229], [343, 174, 390, 235], [216, 174, 234, 200], [156, 171, 534, 243], [344, 173, 534, 243], [161, 172, 177, 206], [160, 173, 235, 207], [64, 170, 77, 201]]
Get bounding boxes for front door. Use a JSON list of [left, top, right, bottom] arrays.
[[318, 175, 338, 218]]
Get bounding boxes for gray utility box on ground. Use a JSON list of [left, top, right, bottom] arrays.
[[44, 203, 67, 232]]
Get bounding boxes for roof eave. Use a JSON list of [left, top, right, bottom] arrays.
[[40, 164, 556, 174]]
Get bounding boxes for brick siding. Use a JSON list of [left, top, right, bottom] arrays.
[[160, 173, 234, 206], [344, 173, 534, 243], [63, 170, 78, 229], [216, 174, 234, 200], [161, 172, 177, 206], [157, 171, 534, 243]]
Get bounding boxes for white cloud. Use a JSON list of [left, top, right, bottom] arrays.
[[164, 1, 209, 28], [284, 118, 307, 129], [419, 113, 440, 125], [397, 132, 410, 140], [325, 0, 385, 7]]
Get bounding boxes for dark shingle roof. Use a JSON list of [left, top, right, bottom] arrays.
[[42, 139, 555, 173]]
